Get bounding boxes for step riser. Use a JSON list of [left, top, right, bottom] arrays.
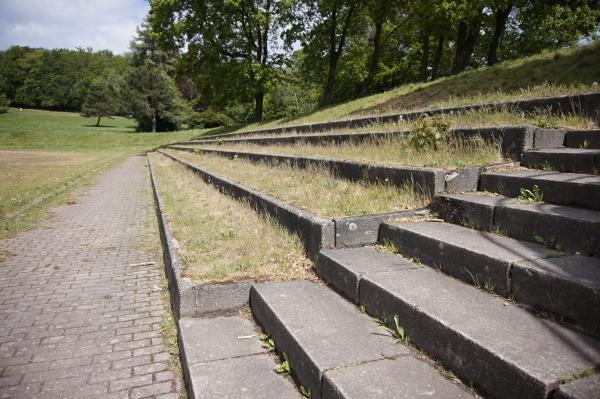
[[358, 276, 550, 399], [431, 195, 600, 256], [480, 173, 600, 210], [379, 223, 511, 296], [379, 222, 600, 334], [564, 130, 600, 149], [523, 151, 600, 174], [316, 249, 600, 399], [250, 287, 323, 397]]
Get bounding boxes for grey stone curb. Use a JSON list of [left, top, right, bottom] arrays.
[[186, 125, 566, 162], [198, 92, 600, 140], [147, 156, 196, 318], [167, 146, 449, 196], [157, 150, 335, 260], [315, 247, 600, 399], [333, 209, 426, 248], [148, 155, 252, 318]]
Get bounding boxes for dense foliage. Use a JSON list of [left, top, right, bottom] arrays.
[[0, 47, 129, 112], [149, 0, 600, 121], [1, 0, 599, 128]]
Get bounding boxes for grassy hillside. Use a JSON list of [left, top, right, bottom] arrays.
[[237, 42, 600, 132]]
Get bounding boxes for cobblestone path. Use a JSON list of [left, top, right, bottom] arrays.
[[0, 156, 182, 398]]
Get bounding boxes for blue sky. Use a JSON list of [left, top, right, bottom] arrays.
[[0, 0, 149, 54]]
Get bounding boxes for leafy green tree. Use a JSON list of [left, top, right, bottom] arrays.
[[81, 77, 121, 126], [125, 61, 186, 132], [150, 0, 294, 121], [0, 93, 10, 114]]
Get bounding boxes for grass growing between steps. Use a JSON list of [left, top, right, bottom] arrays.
[[200, 135, 504, 169], [211, 108, 593, 141], [164, 150, 427, 218], [149, 153, 313, 283]]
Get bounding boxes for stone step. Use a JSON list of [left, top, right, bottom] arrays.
[[178, 316, 300, 398], [480, 170, 600, 210], [564, 129, 600, 149], [250, 280, 474, 399], [431, 192, 600, 256], [523, 148, 600, 174], [378, 221, 600, 333], [316, 247, 600, 399]]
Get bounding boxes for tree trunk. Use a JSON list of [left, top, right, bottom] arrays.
[[151, 111, 156, 133], [254, 91, 264, 122], [96, 115, 101, 127], [451, 14, 481, 74], [431, 36, 444, 80], [419, 32, 431, 82], [321, 3, 356, 106], [451, 20, 468, 74], [487, 3, 513, 66], [360, 20, 383, 96]]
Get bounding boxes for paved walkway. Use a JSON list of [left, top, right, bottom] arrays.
[[0, 156, 182, 398]]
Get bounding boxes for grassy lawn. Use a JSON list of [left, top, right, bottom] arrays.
[[232, 42, 600, 132], [0, 108, 203, 238], [149, 152, 312, 283], [163, 150, 427, 218]]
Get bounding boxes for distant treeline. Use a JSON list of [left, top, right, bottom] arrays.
[[0, 47, 130, 112]]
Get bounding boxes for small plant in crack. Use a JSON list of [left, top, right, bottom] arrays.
[[483, 279, 496, 294], [434, 262, 443, 272], [534, 234, 563, 252], [260, 334, 276, 352], [518, 185, 543, 203], [464, 267, 481, 288], [275, 353, 291, 375], [300, 386, 312, 398], [359, 305, 366, 314], [377, 315, 410, 344]]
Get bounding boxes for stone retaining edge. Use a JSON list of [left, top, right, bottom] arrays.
[[157, 150, 336, 260], [147, 155, 196, 319], [166, 146, 448, 196]]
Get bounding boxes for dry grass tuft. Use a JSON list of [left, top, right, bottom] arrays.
[[165, 150, 427, 218], [149, 153, 313, 283]]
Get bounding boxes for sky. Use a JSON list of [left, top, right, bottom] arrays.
[[0, 0, 149, 54]]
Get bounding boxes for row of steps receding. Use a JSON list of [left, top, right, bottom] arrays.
[[160, 115, 600, 397], [522, 129, 600, 174]]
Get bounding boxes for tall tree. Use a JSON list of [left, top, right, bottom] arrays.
[[487, 0, 515, 66], [360, 0, 408, 95], [125, 61, 185, 132], [81, 77, 122, 127], [317, 0, 361, 105], [150, 0, 293, 121]]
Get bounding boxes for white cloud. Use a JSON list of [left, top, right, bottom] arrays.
[[0, 0, 149, 54]]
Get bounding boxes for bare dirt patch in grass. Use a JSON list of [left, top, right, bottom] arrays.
[[164, 150, 427, 219], [149, 152, 313, 284]]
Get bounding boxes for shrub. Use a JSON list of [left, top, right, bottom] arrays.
[[407, 115, 452, 150], [188, 109, 234, 128], [0, 94, 10, 114]]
